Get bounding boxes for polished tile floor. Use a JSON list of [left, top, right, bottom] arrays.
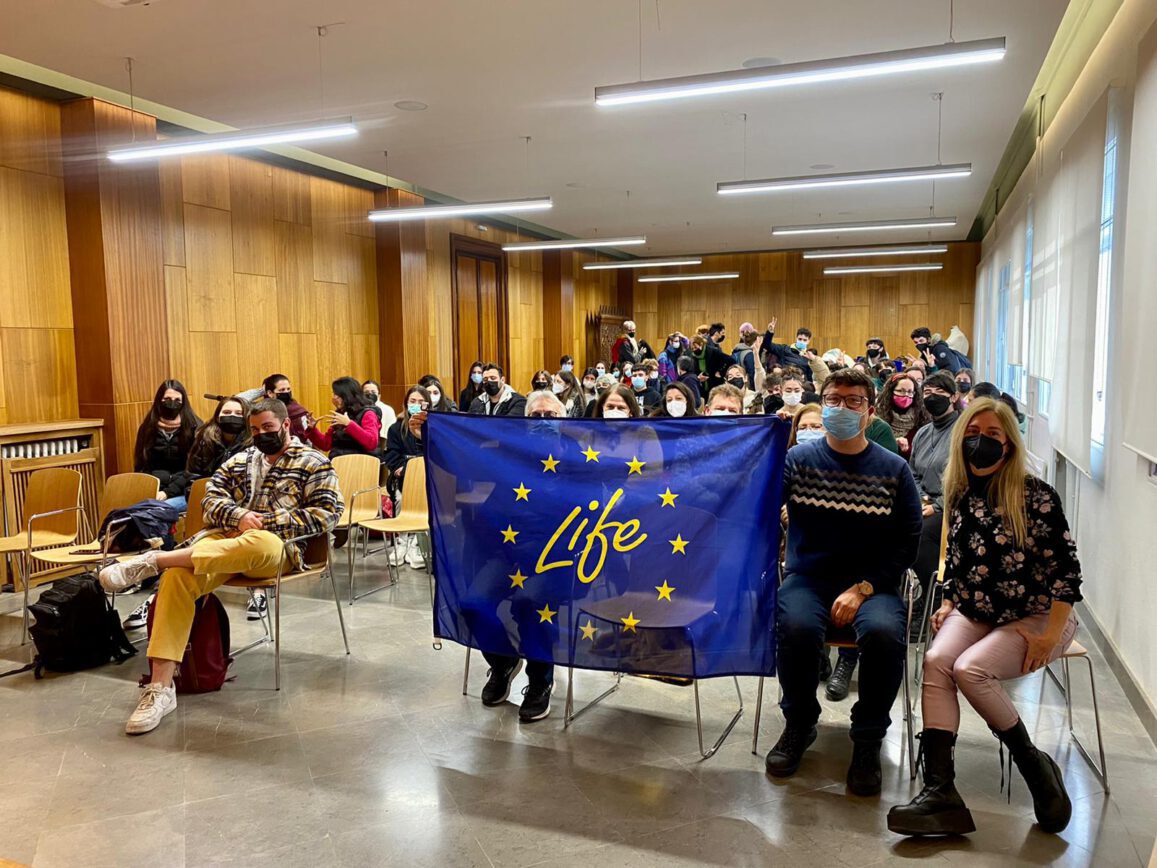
[[1, 555, 1154, 867]]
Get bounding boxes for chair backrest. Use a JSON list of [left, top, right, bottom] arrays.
[[98, 473, 161, 524], [398, 456, 428, 520], [331, 454, 381, 527], [22, 467, 83, 539], [185, 477, 211, 538]]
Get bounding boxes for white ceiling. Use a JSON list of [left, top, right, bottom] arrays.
[[1, 0, 1068, 254]]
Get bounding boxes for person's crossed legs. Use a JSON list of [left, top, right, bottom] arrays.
[[100, 530, 289, 734]]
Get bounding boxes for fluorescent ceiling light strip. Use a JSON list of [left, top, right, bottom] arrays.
[[583, 257, 702, 270], [502, 236, 646, 252], [638, 272, 740, 283], [803, 244, 949, 259], [108, 117, 357, 161], [368, 197, 552, 222], [772, 217, 957, 236], [718, 163, 971, 195], [595, 37, 1005, 106], [824, 263, 944, 275]]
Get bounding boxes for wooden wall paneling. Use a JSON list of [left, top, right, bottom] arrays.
[[163, 265, 191, 382], [350, 334, 380, 385], [315, 281, 352, 390], [841, 306, 871, 352], [183, 203, 235, 332], [345, 185, 375, 238], [758, 252, 786, 282], [181, 154, 230, 210], [900, 305, 930, 339], [868, 278, 900, 349], [278, 333, 321, 416], [374, 188, 428, 405], [272, 165, 311, 225], [840, 276, 870, 308], [228, 156, 275, 276], [233, 273, 279, 390], [0, 328, 76, 421], [104, 400, 151, 473], [541, 250, 574, 371], [0, 86, 62, 177], [0, 167, 73, 329], [425, 222, 455, 385], [347, 234, 379, 334], [897, 273, 929, 305], [310, 177, 347, 284], [275, 220, 315, 334], [187, 331, 240, 420], [813, 280, 842, 347], [158, 161, 185, 267]]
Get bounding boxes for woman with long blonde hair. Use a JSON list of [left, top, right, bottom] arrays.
[[889, 399, 1082, 838]]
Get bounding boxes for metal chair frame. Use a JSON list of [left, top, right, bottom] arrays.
[[1043, 647, 1110, 793], [352, 457, 430, 603]]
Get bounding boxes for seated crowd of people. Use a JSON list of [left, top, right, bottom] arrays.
[[98, 314, 1079, 841]]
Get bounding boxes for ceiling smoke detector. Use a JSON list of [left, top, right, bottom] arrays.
[[394, 100, 428, 111]]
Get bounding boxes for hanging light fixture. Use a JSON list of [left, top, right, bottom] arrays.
[[583, 257, 702, 270], [638, 272, 740, 283], [368, 197, 553, 222], [502, 236, 647, 252], [108, 117, 358, 162], [772, 217, 957, 236], [824, 263, 944, 275], [717, 163, 971, 195], [803, 244, 948, 259], [595, 37, 1005, 106]]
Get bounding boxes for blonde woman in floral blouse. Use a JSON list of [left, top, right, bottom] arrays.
[[889, 398, 1081, 839]]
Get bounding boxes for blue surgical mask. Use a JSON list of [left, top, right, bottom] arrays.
[[822, 405, 864, 441], [631, 375, 646, 390], [561, 363, 573, 373], [407, 403, 424, 416], [795, 428, 826, 445], [795, 340, 809, 351], [471, 372, 482, 385]]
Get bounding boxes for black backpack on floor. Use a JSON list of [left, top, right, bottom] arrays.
[[20, 573, 137, 678]]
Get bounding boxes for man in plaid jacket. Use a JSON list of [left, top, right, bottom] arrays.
[[100, 397, 343, 735]]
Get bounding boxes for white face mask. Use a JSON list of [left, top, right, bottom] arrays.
[[795, 428, 826, 445], [429, 390, 441, 406], [783, 392, 803, 407], [551, 381, 565, 394], [602, 408, 629, 419], [709, 408, 738, 416], [666, 399, 687, 418]]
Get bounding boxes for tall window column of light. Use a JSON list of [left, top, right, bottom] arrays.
[[1091, 105, 1121, 449]]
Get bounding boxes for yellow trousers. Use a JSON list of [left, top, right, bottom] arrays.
[[147, 530, 289, 663]]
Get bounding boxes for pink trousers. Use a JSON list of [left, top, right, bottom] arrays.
[[921, 608, 1079, 732]]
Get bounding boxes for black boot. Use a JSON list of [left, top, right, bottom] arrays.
[[995, 719, 1071, 833], [887, 729, 976, 836], [825, 654, 856, 702]]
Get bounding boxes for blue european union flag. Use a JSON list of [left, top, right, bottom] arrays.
[[426, 415, 788, 678]]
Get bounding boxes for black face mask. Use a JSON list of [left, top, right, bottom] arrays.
[[627, 331, 636, 338], [867, 348, 881, 357], [483, 380, 502, 396], [159, 399, 182, 420], [365, 392, 379, 402], [957, 382, 972, 394], [533, 381, 549, 391], [727, 377, 745, 389], [964, 434, 1005, 470], [253, 428, 285, 456], [276, 392, 293, 405], [218, 415, 245, 435], [765, 395, 785, 414], [924, 394, 952, 417]]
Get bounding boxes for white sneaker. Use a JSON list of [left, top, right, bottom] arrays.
[[125, 682, 177, 735], [246, 590, 268, 621], [100, 551, 159, 593], [388, 535, 410, 567], [405, 537, 425, 569], [122, 594, 155, 630]]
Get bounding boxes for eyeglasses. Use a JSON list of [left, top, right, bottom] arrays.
[[821, 394, 870, 411], [528, 411, 560, 418], [893, 389, 914, 397]]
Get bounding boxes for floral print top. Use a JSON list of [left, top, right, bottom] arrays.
[[943, 475, 1083, 625]]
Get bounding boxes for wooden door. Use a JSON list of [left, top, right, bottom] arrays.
[[450, 236, 508, 397]]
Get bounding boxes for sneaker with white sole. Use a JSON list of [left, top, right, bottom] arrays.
[[405, 538, 425, 569], [246, 591, 268, 621], [99, 551, 160, 593], [122, 594, 155, 630], [387, 535, 410, 567], [125, 682, 177, 735]]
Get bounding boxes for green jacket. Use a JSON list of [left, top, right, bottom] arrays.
[[867, 417, 900, 454]]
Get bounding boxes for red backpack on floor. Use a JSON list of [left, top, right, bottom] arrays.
[[143, 592, 233, 693]]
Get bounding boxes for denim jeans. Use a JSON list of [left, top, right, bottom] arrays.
[[777, 573, 906, 743]]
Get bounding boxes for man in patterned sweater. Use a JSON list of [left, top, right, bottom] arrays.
[[765, 369, 922, 795], [100, 398, 343, 735]]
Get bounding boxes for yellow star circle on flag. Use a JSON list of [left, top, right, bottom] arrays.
[[579, 620, 597, 641], [537, 603, 557, 624], [541, 454, 560, 473], [620, 612, 641, 633], [513, 482, 531, 502], [581, 445, 601, 463], [658, 487, 678, 507], [669, 534, 688, 554], [501, 525, 519, 544], [626, 456, 646, 475], [509, 568, 528, 588], [655, 581, 675, 601]]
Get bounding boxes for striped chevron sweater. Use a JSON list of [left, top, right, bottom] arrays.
[[783, 439, 922, 592]]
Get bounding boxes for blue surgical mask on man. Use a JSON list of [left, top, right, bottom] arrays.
[[631, 375, 646, 390], [821, 405, 864, 440]]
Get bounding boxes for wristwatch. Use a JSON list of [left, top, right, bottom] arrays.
[[855, 581, 875, 597]]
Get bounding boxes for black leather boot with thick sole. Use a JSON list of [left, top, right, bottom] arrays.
[[995, 719, 1072, 833], [888, 729, 976, 836]]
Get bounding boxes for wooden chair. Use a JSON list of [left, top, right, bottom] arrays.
[[329, 454, 384, 604], [0, 468, 85, 641], [35, 472, 161, 568], [177, 476, 350, 690], [354, 456, 430, 602]]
